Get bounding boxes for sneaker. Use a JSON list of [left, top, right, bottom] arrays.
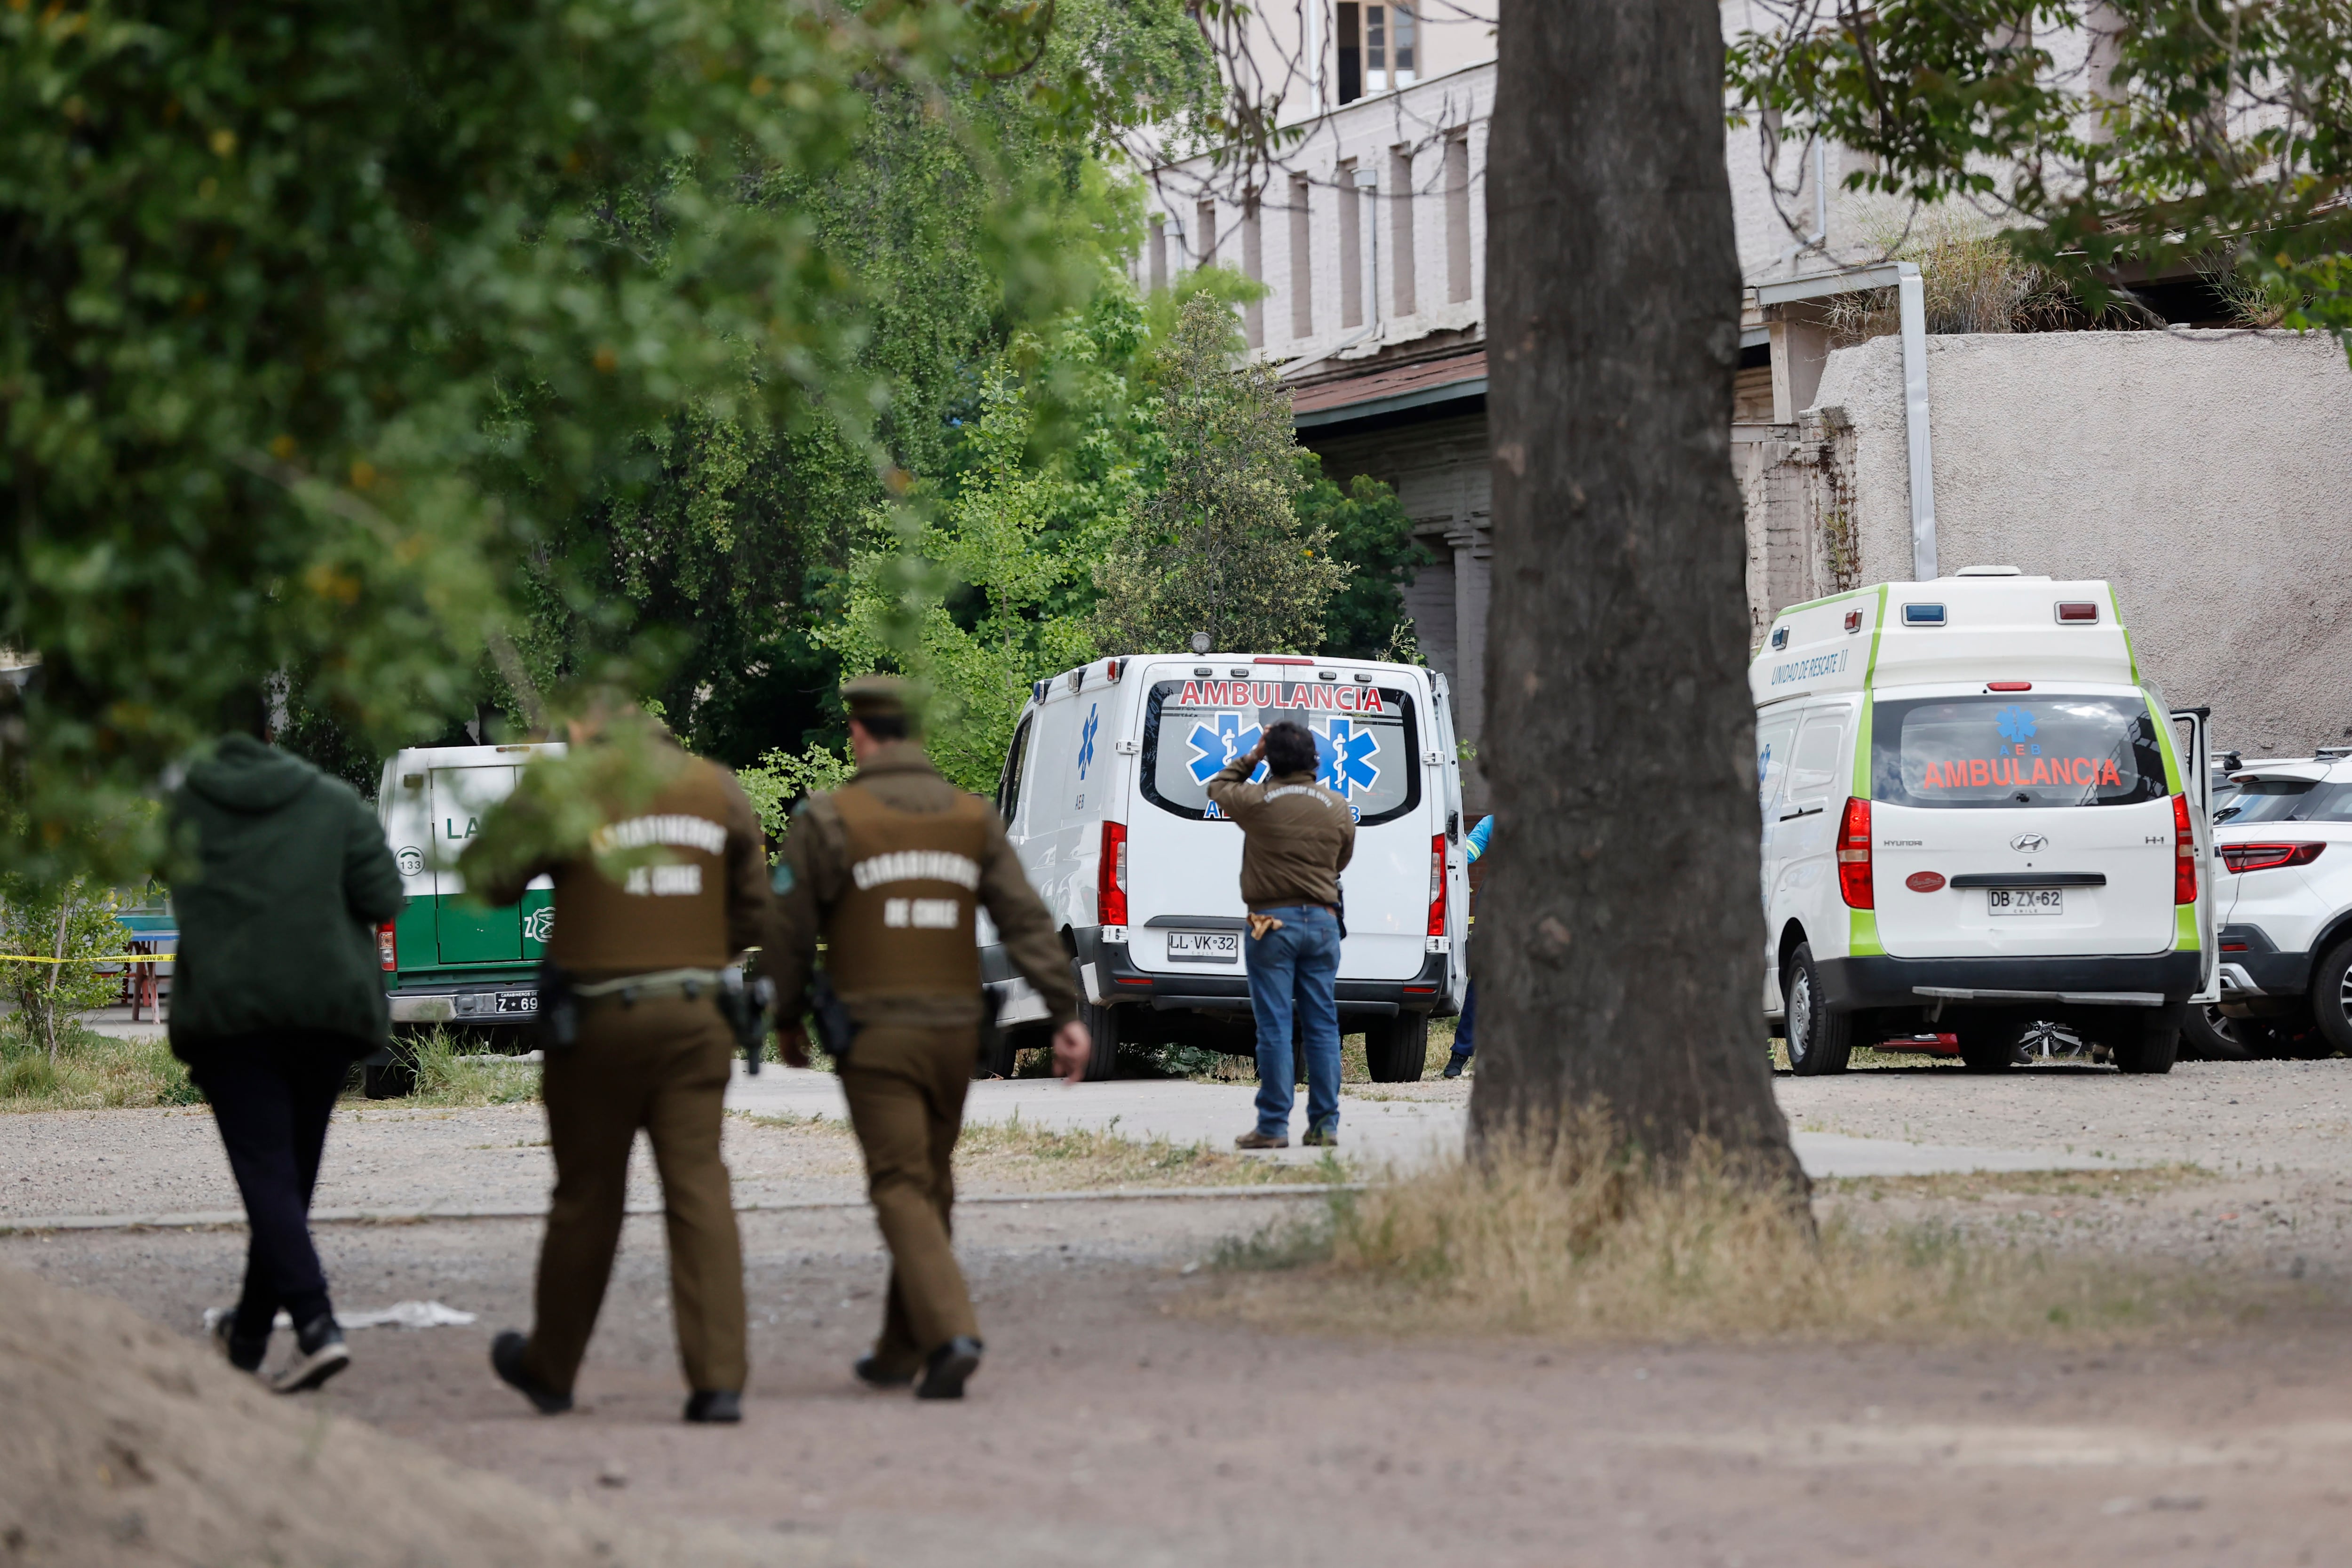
[[490, 1329, 573, 1415], [683, 1389, 742, 1424], [211, 1309, 268, 1375], [1442, 1053, 1469, 1079], [1302, 1123, 1339, 1148], [915, 1335, 983, 1401], [853, 1355, 915, 1390], [1233, 1129, 1289, 1150], [271, 1315, 350, 1394]]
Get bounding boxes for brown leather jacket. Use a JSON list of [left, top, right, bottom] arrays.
[[766, 742, 1079, 1030], [1205, 764, 1356, 911]]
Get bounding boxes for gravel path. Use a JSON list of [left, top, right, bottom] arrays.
[[1776, 1058, 2352, 1175]]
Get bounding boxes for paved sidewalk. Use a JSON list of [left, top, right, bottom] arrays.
[[725, 1066, 2132, 1178]]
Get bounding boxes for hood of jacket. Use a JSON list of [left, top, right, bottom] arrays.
[[183, 734, 318, 814]]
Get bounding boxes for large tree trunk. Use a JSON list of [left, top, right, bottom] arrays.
[[1469, 0, 1803, 1189]]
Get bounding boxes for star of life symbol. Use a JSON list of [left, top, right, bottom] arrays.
[[1996, 705, 2037, 744], [1316, 718, 1381, 799], [1078, 703, 1099, 780], [1186, 712, 1265, 784]]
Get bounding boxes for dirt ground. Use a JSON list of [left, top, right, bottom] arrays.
[[10, 1061, 2352, 1565]]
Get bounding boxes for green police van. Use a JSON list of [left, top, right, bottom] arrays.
[[367, 744, 564, 1084]]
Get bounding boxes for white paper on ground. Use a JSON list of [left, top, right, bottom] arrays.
[[202, 1299, 478, 1332]]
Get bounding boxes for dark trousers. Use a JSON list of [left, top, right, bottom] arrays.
[[188, 1036, 357, 1339], [1452, 982, 1478, 1058], [525, 995, 746, 1397], [839, 1024, 980, 1371]]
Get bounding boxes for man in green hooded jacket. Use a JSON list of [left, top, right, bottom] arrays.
[[168, 695, 403, 1393]]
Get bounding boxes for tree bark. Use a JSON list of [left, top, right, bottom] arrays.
[[1469, 0, 1803, 1189]]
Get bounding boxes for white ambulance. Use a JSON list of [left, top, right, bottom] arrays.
[[1751, 569, 2214, 1075], [981, 653, 1470, 1081]]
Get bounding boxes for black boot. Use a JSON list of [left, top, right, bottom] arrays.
[[853, 1355, 915, 1390], [272, 1313, 349, 1394], [490, 1329, 573, 1415], [915, 1335, 983, 1401], [683, 1389, 742, 1424]]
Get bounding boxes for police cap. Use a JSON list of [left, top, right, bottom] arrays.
[[842, 673, 912, 723]]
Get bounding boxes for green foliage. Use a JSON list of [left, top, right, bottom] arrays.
[[736, 744, 854, 843], [1301, 455, 1430, 660], [819, 300, 1154, 792], [0, 879, 127, 1061], [0, 1021, 201, 1111], [0, 0, 1081, 883], [455, 713, 686, 900], [1092, 294, 1348, 657], [1727, 1, 2352, 357]]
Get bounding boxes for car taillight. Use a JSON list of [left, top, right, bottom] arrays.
[[1426, 833, 1447, 937], [1836, 797, 1873, 908], [1099, 821, 1128, 926], [2219, 841, 2325, 874], [2173, 794, 2198, 904], [377, 921, 397, 971]]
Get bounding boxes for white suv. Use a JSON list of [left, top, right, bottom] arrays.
[[2191, 752, 2352, 1058]]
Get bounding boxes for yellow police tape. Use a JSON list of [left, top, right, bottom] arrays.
[[0, 953, 176, 963]]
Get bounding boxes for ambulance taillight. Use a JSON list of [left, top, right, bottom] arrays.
[[376, 922, 397, 972], [1425, 835, 1446, 938], [2172, 795, 2198, 905], [1099, 821, 1128, 926], [1836, 798, 1874, 909]]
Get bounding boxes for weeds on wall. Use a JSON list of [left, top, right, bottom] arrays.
[[1822, 209, 2138, 344]]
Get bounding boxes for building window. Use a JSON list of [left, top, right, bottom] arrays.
[[1149, 215, 1167, 293], [1339, 5, 1414, 100], [1444, 130, 1471, 303], [1289, 174, 1314, 340], [1336, 5, 1362, 105], [1241, 191, 1263, 349], [1389, 146, 1415, 318], [1338, 160, 1363, 328], [1196, 199, 1217, 267]]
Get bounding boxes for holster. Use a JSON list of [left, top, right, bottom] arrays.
[[535, 962, 579, 1050], [807, 969, 857, 1064], [716, 969, 776, 1075]]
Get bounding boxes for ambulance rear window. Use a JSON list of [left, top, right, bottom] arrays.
[[1870, 694, 2169, 809], [1140, 679, 1422, 826]]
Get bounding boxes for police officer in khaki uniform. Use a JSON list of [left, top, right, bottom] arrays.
[[766, 676, 1088, 1400], [465, 698, 772, 1425]]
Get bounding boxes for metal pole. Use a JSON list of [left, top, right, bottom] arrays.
[[1898, 261, 1937, 581]]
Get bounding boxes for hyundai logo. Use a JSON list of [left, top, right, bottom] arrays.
[[2010, 834, 2048, 853]]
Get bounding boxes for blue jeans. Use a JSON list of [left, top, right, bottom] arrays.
[[1452, 982, 1477, 1058], [1245, 905, 1343, 1138]]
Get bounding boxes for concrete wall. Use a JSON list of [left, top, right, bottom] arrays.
[[1775, 329, 2352, 754]]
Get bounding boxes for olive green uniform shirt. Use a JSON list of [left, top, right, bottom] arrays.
[[767, 741, 1080, 1030], [1205, 764, 1357, 911]]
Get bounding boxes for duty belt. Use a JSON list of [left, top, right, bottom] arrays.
[[571, 967, 727, 1005]]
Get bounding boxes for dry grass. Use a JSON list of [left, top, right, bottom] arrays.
[[732, 1108, 1345, 1191], [1202, 1117, 2267, 1345], [0, 1025, 202, 1112]]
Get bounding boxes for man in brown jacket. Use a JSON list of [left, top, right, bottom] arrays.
[[765, 676, 1087, 1400], [462, 700, 772, 1425], [1207, 720, 1356, 1150]]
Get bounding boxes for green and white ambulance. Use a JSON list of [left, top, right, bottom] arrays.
[[1751, 568, 2215, 1076], [373, 742, 565, 1034]]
